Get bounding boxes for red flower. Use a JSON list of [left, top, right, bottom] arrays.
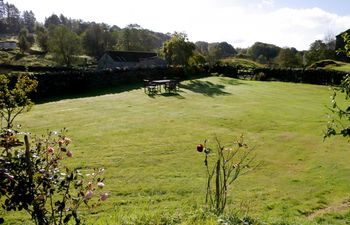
[[197, 144, 204, 152]]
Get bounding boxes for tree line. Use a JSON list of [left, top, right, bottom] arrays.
[[0, 0, 342, 68], [0, 0, 36, 34]]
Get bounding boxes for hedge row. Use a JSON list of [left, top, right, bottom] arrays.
[[0, 64, 77, 72], [253, 67, 347, 85], [30, 67, 193, 99], [2, 64, 348, 100], [210, 65, 348, 85]]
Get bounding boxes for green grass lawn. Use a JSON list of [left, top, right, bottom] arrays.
[[2, 76, 350, 224], [331, 63, 350, 72]]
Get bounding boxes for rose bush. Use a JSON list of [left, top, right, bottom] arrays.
[[0, 128, 108, 225]]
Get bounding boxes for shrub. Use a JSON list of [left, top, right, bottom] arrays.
[[0, 74, 38, 128], [0, 128, 108, 225]]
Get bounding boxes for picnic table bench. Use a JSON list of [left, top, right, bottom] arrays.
[[144, 79, 179, 94]]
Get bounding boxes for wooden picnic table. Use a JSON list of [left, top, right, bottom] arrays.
[[144, 79, 179, 94], [152, 79, 178, 92]]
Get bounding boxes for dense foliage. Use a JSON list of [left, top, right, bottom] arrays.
[[0, 0, 344, 69], [0, 74, 37, 129], [195, 41, 237, 67], [0, 73, 108, 224], [161, 32, 196, 66], [48, 25, 81, 67], [325, 75, 350, 139], [247, 42, 280, 64], [0, 128, 108, 225], [325, 33, 350, 140]]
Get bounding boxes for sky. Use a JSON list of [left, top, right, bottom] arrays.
[[6, 0, 350, 50]]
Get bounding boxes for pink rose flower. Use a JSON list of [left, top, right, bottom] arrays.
[[66, 150, 73, 157], [100, 193, 108, 201], [85, 190, 93, 199]]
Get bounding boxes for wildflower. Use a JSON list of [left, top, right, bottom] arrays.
[[47, 146, 54, 154], [64, 137, 71, 145], [4, 173, 14, 180], [85, 190, 93, 199], [100, 193, 108, 201], [97, 182, 105, 188], [66, 150, 73, 157], [87, 182, 93, 190]]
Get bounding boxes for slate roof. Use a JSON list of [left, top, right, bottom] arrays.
[[336, 29, 350, 37], [105, 51, 157, 62]]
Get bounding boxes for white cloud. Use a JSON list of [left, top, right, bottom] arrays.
[[7, 0, 350, 50], [186, 6, 350, 50], [262, 0, 274, 5]]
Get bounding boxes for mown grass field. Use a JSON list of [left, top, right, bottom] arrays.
[[2, 76, 350, 224]]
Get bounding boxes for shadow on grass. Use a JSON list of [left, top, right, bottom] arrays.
[[146, 91, 185, 99], [180, 80, 231, 97], [218, 77, 248, 86], [34, 82, 143, 104]]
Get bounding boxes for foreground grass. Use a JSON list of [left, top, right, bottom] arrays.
[[2, 76, 349, 224]]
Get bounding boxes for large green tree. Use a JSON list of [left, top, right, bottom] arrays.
[[305, 40, 328, 65], [48, 25, 81, 67], [22, 10, 36, 33], [82, 23, 115, 58], [248, 42, 280, 63], [275, 47, 302, 68], [305, 39, 335, 65], [44, 14, 61, 28], [18, 28, 32, 53], [161, 32, 195, 66], [35, 25, 49, 52], [195, 41, 236, 66], [115, 24, 167, 52]]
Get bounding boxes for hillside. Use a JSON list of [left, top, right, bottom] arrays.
[[308, 59, 350, 72], [219, 57, 265, 69]]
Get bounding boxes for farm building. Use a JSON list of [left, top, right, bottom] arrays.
[[97, 51, 167, 70], [335, 28, 350, 62], [0, 41, 16, 49]]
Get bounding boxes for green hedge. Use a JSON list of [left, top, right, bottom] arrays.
[[211, 65, 347, 85], [30, 67, 190, 99], [3, 65, 348, 100], [253, 67, 346, 85]]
